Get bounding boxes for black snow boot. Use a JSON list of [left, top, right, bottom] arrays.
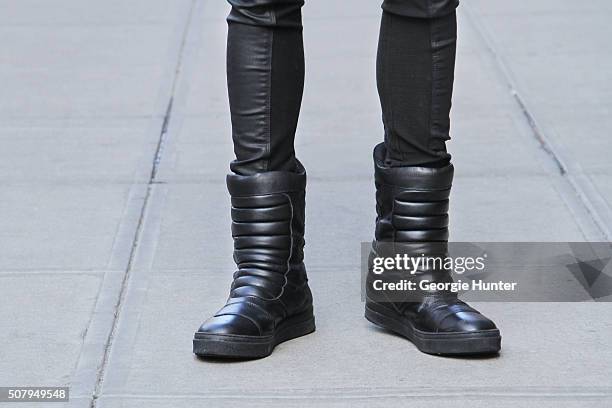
[[194, 164, 315, 358], [365, 143, 501, 355]]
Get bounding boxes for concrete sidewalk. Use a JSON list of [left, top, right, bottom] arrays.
[[1, 1, 611, 407]]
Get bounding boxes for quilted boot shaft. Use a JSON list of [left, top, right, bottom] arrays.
[[226, 164, 309, 311], [373, 144, 452, 244]]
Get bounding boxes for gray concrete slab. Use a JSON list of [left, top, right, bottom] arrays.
[[0, 1, 194, 405], [468, 7, 612, 56], [0, 0, 191, 25], [0, 23, 174, 118], [544, 110, 612, 174], [0, 118, 160, 183], [592, 174, 612, 207], [464, 1, 612, 239], [469, 0, 612, 15], [154, 116, 234, 183], [0, 184, 143, 271], [183, 17, 227, 116], [451, 175, 586, 241], [0, 272, 105, 385]]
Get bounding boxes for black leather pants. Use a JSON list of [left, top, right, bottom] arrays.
[[227, 0, 459, 175]]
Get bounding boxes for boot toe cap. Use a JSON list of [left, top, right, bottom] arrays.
[[441, 311, 498, 332], [198, 315, 261, 336]]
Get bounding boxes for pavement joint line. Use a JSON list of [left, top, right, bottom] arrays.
[[462, 4, 612, 241], [81, 0, 207, 406], [89, 388, 612, 400], [79, 0, 209, 397], [59, 1, 201, 407], [88, 1, 197, 404]]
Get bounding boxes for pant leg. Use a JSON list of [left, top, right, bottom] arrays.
[[377, 0, 459, 167], [226, 0, 305, 175]]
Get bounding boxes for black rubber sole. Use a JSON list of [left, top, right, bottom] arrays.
[[193, 312, 315, 359], [365, 303, 501, 356]]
